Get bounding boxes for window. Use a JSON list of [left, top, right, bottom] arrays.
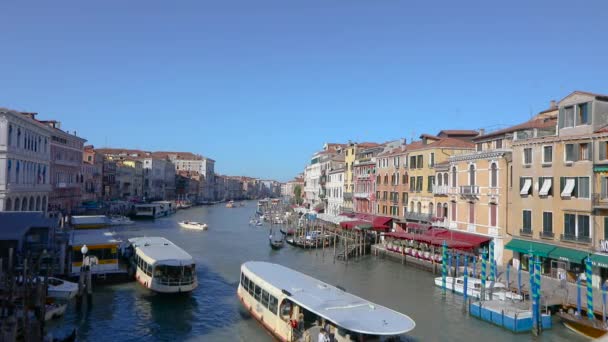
[[416, 176, 423, 192], [376, 191, 380, 199], [469, 202, 475, 224], [428, 176, 435, 192], [542, 212, 552, 233], [519, 177, 532, 196], [600, 141, 608, 161], [560, 177, 576, 197], [577, 177, 590, 198], [496, 139, 503, 149], [410, 156, 416, 169], [538, 177, 553, 196], [563, 106, 575, 127], [451, 202, 456, 221], [402, 174, 407, 184], [522, 210, 532, 232], [564, 214, 576, 236], [543, 146, 552, 164], [490, 163, 497, 188], [469, 165, 475, 185], [401, 192, 407, 203], [490, 204, 497, 227], [416, 155, 423, 168], [261, 290, 269, 307], [476, 143, 482, 152], [410, 177, 415, 191], [579, 143, 590, 160], [268, 295, 278, 314], [254, 284, 261, 301], [565, 144, 576, 162], [578, 215, 590, 238], [451, 167, 457, 187], [577, 103, 590, 125], [430, 153, 435, 167], [523, 148, 532, 165], [601, 177, 608, 198], [605, 217, 608, 239]]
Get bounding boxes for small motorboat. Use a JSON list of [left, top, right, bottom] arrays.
[[45, 302, 68, 321], [108, 215, 135, 226], [558, 308, 608, 339], [179, 221, 208, 230], [269, 233, 284, 250], [226, 200, 235, 208], [47, 277, 79, 300], [255, 221, 263, 226]]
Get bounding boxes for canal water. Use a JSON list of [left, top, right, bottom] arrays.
[[48, 202, 585, 341]]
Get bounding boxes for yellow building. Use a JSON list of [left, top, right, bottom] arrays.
[[404, 133, 476, 225], [507, 91, 608, 287], [343, 142, 379, 212]]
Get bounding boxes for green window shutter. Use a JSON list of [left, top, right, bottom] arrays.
[[560, 177, 565, 193], [600, 142, 607, 161], [558, 107, 565, 128], [573, 177, 579, 197], [587, 102, 593, 124]]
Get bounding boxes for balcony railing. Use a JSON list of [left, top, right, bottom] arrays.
[[404, 212, 433, 222], [539, 231, 554, 239], [354, 192, 370, 199], [560, 234, 591, 244], [519, 228, 533, 237], [593, 193, 608, 208], [459, 185, 480, 196], [433, 185, 449, 195], [343, 192, 353, 201]]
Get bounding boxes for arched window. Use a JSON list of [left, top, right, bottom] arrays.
[[42, 196, 47, 212], [490, 163, 498, 188], [384, 175, 389, 184], [5, 198, 12, 211], [17, 128, 21, 148], [36, 196, 41, 211], [443, 173, 448, 187], [436, 202, 442, 217], [29, 196, 35, 211], [21, 197, 28, 211], [410, 201, 414, 212], [8, 125, 12, 145], [451, 167, 457, 187], [437, 175, 443, 186], [469, 164, 475, 186], [16, 161, 20, 184], [417, 202, 422, 213], [429, 202, 434, 215]]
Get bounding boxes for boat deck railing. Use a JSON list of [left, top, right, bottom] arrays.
[[154, 276, 196, 286]]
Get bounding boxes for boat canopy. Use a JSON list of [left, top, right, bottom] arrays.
[[71, 229, 121, 247], [129, 237, 194, 266], [243, 261, 415, 336]]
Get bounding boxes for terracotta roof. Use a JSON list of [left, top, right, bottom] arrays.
[[406, 137, 474, 151], [437, 130, 479, 137], [559, 90, 608, 102], [420, 134, 440, 140], [474, 116, 557, 140]]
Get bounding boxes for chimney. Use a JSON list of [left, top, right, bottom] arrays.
[[478, 128, 485, 136], [550, 100, 557, 109]]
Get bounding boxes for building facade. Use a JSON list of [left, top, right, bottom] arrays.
[[326, 168, 344, 216], [82, 145, 104, 204], [376, 144, 408, 219], [0, 109, 52, 212], [43, 120, 86, 213]]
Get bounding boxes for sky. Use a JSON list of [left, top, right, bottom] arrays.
[[1, 1, 607, 182]]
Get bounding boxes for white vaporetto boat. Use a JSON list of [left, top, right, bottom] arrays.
[[238, 261, 416, 341], [129, 237, 198, 293], [178, 221, 208, 230], [434, 276, 523, 301], [108, 215, 135, 226]]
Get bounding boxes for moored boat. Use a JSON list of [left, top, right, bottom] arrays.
[[108, 215, 134, 226], [47, 277, 79, 300], [433, 276, 522, 301], [129, 237, 198, 293], [226, 200, 235, 208], [238, 261, 415, 341], [269, 232, 284, 250], [557, 309, 608, 339], [179, 221, 208, 230]]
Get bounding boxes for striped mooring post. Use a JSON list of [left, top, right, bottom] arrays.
[[472, 257, 477, 279], [577, 276, 582, 317], [506, 263, 511, 289], [529, 255, 536, 332], [456, 253, 460, 278], [586, 257, 594, 320], [489, 240, 495, 282], [517, 262, 522, 298], [463, 254, 469, 312], [481, 247, 487, 300], [442, 240, 447, 296], [448, 251, 454, 293], [534, 255, 542, 334], [602, 282, 607, 325]]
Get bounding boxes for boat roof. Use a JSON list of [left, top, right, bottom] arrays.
[[243, 261, 415, 336], [135, 203, 161, 207], [128, 237, 194, 266], [71, 229, 122, 246], [71, 215, 108, 224]]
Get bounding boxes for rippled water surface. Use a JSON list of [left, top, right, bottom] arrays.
[[48, 202, 586, 341]]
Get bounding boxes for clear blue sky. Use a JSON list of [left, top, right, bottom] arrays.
[[1, 1, 607, 182]]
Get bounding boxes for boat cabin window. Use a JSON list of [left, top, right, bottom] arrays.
[[474, 283, 481, 289], [254, 284, 261, 301], [241, 272, 280, 315], [261, 289, 270, 307], [280, 300, 292, 319], [456, 280, 463, 285]]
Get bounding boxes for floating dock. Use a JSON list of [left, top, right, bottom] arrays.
[[469, 300, 552, 333]]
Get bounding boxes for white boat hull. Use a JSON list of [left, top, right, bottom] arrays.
[[179, 222, 208, 230], [44, 303, 67, 321], [434, 276, 522, 301]]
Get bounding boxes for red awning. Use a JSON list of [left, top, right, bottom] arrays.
[[429, 228, 491, 246], [372, 216, 392, 227], [383, 231, 476, 250], [340, 220, 368, 229]]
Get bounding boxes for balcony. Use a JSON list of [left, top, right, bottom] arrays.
[[343, 192, 353, 201], [354, 192, 370, 199], [459, 185, 480, 197], [432, 185, 449, 195], [519, 228, 533, 237], [593, 193, 608, 209], [404, 212, 433, 222], [539, 231, 554, 239], [560, 234, 591, 244]]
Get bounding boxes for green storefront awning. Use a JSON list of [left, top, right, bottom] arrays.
[[548, 247, 589, 264], [355, 223, 373, 230], [590, 254, 608, 268], [594, 165, 608, 172], [504, 238, 555, 257]]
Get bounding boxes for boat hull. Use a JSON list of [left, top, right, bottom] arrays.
[[237, 292, 288, 342], [558, 312, 608, 339]]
